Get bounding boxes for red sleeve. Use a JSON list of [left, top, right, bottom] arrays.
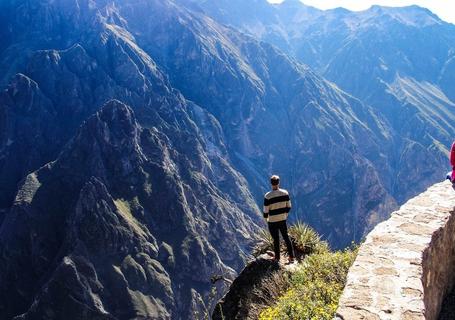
[[451, 142, 455, 168]]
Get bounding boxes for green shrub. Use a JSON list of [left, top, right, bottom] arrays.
[[249, 271, 291, 318], [259, 247, 358, 320]]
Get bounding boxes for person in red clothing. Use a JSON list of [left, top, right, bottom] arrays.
[[451, 142, 455, 182]]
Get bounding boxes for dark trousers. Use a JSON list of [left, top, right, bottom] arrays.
[[268, 220, 294, 260]]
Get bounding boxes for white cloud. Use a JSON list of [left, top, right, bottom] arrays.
[[267, 0, 455, 24]]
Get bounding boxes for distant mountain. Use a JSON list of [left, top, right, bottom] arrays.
[[193, 0, 455, 203]]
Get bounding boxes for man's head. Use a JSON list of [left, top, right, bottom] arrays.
[[270, 175, 280, 189]]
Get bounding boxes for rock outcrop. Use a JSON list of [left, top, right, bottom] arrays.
[[212, 256, 281, 320], [336, 181, 455, 320]]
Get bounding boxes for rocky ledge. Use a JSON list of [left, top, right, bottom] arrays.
[[336, 181, 455, 320], [212, 255, 281, 320]]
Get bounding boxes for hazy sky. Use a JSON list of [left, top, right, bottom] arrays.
[[267, 0, 455, 24]]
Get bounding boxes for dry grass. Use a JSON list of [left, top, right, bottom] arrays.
[[247, 270, 291, 319]]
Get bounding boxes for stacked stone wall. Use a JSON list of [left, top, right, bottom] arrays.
[[336, 181, 455, 320]]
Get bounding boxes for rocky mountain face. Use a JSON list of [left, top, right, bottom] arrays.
[[0, 1, 262, 318], [114, 0, 399, 245], [0, 100, 260, 319], [194, 0, 455, 203], [0, 0, 398, 251]]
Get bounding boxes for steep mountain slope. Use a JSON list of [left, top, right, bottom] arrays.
[[0, 0, 399, 249], [0, 100, 260, 319], [0, 0, 175, 207], [1, 1, 453, 318], [109, 0, 398, 245], [193, 0, 455, 203], [0, 1, 263, 318]]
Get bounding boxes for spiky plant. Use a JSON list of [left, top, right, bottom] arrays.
[[253, 228, 274, 256], [289, 222, 327, 255]]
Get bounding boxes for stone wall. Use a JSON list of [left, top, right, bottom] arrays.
[[336, 181, 455, 320]]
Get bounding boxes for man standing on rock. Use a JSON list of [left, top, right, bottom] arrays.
[[263, 175, 295, 264]]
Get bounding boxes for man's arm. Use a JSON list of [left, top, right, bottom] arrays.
[[263, 197, 270, 219], [285, 194, 291, 213]]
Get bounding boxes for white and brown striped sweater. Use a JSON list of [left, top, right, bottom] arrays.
[[263, 188, 291, 223]]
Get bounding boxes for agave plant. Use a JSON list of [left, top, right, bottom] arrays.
[[289, 221, 328, 255], [253, 228, 274, 256]]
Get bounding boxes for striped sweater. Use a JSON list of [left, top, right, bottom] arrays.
[[263, 188, 291, 223]]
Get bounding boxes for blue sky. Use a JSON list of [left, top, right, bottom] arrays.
[[267, 0, 455, 24]]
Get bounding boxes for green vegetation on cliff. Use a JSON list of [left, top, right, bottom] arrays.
[[257, 223, 358, 320]]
